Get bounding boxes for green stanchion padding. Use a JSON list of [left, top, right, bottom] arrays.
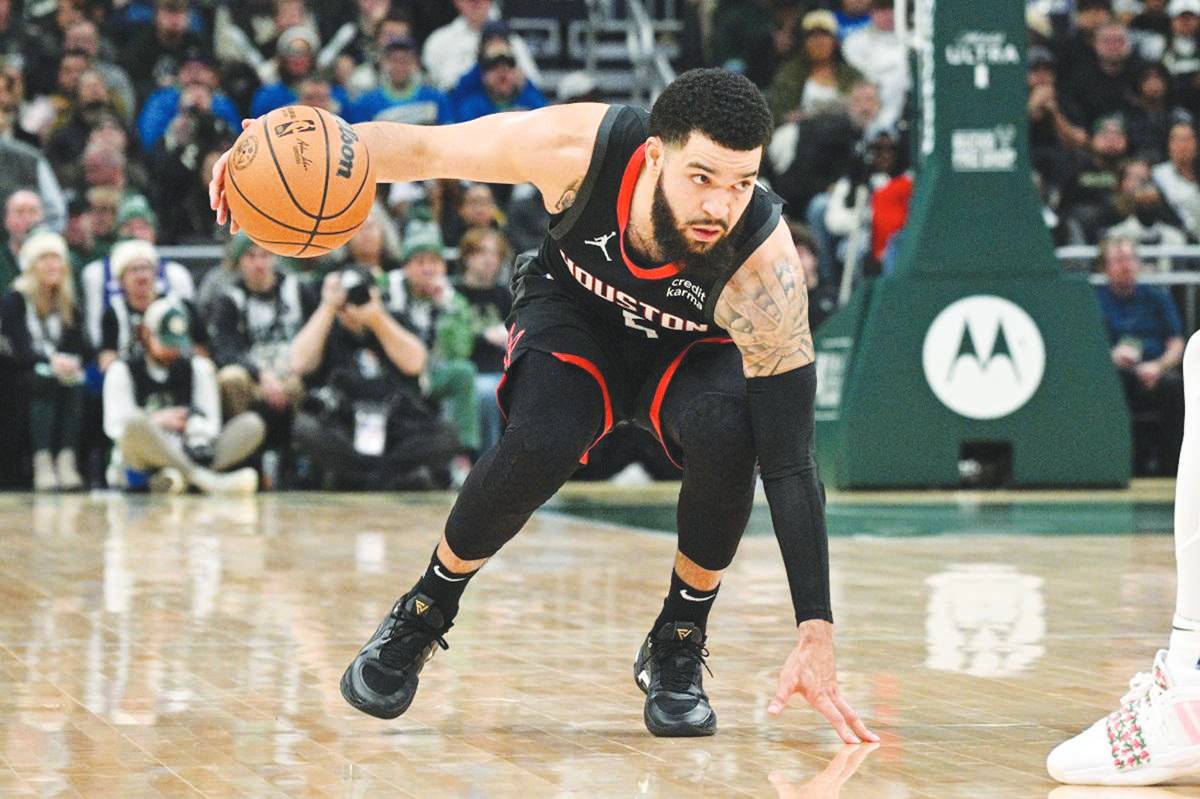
[[813, 0, 1130, 488]]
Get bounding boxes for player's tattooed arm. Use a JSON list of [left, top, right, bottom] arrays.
[[554, 177, 583, 212], [714, 224, 814, 378]]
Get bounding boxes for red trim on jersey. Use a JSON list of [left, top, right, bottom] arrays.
[[496, 372, 509, 424], [551, 351, 614, 465], [497, 326, 525, 424], [617, 143, 684, 280], [648, 337, 734, 469], [503, 326, 525, 370]]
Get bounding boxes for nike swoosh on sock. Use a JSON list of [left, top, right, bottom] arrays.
[[679, 589, 716, 602], [434, 565, 469, 582]]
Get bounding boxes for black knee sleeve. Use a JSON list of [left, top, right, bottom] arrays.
[[444, 351, 606, 560], [673, 392, 758, 572]]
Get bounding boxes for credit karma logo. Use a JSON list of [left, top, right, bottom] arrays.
[[922, 295, 1045, 420]]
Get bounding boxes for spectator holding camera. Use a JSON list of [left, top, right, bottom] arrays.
[[138, 51, 241, 151], [103, 297, 264, 494], [209, 233, 314, 445], [0, 230, 87, 491], [143, 58, 238, 244], [289, 265, 459, 489]]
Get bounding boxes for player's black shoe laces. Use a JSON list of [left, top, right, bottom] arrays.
[[378, 603, 449, 671], [654, 637, 712, 692]]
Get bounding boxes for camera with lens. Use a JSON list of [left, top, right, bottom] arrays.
[[340, 265, 373, 306]]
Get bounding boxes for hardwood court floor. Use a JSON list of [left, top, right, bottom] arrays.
[[1, 484, 1199, 798]]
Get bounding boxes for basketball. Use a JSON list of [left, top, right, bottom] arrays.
[[225, 105, 376, 258]]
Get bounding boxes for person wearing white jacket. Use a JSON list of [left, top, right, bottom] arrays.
[[841, 0, 908, 129], [103, 298, 264, 494], [421, 1, 540, 92]]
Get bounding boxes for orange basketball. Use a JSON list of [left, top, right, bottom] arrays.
[[225, 105, 376, 258]]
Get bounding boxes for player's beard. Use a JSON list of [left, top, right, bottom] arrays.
[[650, 175, 739, 285]]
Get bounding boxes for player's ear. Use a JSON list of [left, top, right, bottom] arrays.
[[645, 137, 664, 174]]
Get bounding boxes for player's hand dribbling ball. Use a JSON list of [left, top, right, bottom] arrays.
[[223, 105, 375, 257]]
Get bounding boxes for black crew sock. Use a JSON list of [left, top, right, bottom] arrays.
[[653, 570, 720, 636], [413, 549, 478, 623]]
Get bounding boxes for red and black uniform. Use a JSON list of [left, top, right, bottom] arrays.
[[442, 103, 788, 587], [502, 104, 782, 466]]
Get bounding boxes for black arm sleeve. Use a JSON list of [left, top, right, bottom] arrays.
[[746, 363, 832, 625]]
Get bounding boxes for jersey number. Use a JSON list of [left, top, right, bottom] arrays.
[[622, 310, 659, 339]]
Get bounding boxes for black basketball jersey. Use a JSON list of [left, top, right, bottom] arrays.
[[127, 357, 194, 411], [522, 104, 783, 340]]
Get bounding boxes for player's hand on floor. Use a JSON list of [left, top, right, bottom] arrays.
[[768, 619, 879, 745], [208, 119, 254, 233], [768, 742, 879, 799]]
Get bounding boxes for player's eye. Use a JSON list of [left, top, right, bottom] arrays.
[[691, 174, 709, 185], [736, 181, 753, 192]]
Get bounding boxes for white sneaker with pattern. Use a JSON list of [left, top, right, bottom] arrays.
[[1047, 650, 1200, 785]]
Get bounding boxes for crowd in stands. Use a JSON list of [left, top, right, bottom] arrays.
[[0, 0, 1194, 491]]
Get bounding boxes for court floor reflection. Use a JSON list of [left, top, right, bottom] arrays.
[[0, 490, 1191, 797]]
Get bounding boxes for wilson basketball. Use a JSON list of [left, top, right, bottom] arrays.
[[225, 105, 376, 257]]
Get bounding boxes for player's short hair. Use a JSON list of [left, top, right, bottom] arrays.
[[649, 68, 773, 152]]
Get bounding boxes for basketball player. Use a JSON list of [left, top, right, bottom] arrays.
[[210, 69, 877, 742], [1048, 330, 1200, 785]]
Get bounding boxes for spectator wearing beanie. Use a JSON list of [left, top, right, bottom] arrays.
[[96, 238, 209, 372], [79, 194, 194, 349], [0, 229, 88, 491]]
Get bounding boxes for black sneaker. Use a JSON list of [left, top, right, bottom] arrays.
[[340, 591, 450, 719], [633, 621, 717, 737]]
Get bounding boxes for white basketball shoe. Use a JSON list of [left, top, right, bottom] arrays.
[[1047, 650, 1200, 785]]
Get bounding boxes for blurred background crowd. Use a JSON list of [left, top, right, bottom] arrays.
[[0, 0, 1193, 493]]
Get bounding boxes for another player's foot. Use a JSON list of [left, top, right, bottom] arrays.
[[633, 621, 717, 737], [1047, 650, 1200, 785], [340, 591, 450, 719]]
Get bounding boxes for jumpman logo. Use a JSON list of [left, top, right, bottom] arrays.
[[585, 231, 617, 262]]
